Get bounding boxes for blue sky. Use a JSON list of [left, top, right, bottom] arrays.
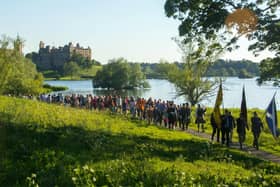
[[0, 0, 275, 63]]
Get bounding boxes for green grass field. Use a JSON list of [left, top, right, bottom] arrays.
[[0, 96, 280, 186], [79, 65, 102, 78], [42, 65, 102, 80]]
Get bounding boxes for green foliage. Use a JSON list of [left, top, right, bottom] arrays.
[[26, 50, 101, 77], [238, 69, 253, 78], [164, 0, 280, 84], [41, 70, 61, 80], [0, 96, 280, 186], [43, 59, 260, 81], [129, 63, 147, 88], [165, 0, 229, 39], [70, 53, 90, 68], [206, 59, 259, 77], [168, 38, 221, 105], [153, 60, 177, 79], [63, 61, 81, 79], [70, 53, 100, 69], [94, 58, 148, 90], [25, 52, 39, 64], [0, 36, 44, 95], [139, 59, 259, 79], [258, 57, 280, 86], [42, 84, 68, 92], [164, 0, 280, 54], [42, 66, 102, 80]]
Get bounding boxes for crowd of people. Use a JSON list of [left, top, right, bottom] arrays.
[[39, 93, 193, 130], [38, 93, 264, 150]]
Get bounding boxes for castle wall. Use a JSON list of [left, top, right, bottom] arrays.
[[35, 42, 91, 71], [73, 48, 91, 59]]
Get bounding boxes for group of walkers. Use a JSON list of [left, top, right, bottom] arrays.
[[39, 93, 194, 130], [38, 93, 264, 150], [210, 110, 264, 150]]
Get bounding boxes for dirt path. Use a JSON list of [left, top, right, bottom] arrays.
[[186, 128, 280, 164]]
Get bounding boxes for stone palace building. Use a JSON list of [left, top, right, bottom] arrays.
[[32, 41, 91, 70]]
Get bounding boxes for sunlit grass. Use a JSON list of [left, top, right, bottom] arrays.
[[0, 96, 280, 186], [41, 65, 102, 80]]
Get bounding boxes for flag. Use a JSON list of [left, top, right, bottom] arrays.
[[213, 83, 223, 128], [240, 86, 248, 126], [265, 94, 279, 138]]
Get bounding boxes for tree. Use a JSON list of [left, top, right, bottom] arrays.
[[70, 53, 101, 68], [257, 57, 280, 86], [129, 63, 145, 88], [63, 61, 80, 79], [238, 68, 253, 78], [154, 60, 177, 79], [0, 35, 44, 95], [168, 37, 222, 106], [94, 58, 148, 90], [165, 0, 279, 52], [70, 53, 93, 69], [164, 0, 280, 84]]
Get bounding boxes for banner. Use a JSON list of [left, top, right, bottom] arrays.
[[265, 94, 279, 138], [240, 86, 248, 126], [213, 84, 223, 128]]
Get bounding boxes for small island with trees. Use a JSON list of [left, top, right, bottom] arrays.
[[93, 58, 149, 90]]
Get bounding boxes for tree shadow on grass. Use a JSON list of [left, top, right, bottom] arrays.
[[0, 123, 275, 186]]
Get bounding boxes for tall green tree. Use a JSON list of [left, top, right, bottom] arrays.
[[155, 60, 177, 78], [168, 37, 222, 106], [63, 61, 80, 79], [0, 36, 44, 95], [70, 53, 95, 69], [94, 58, 147, 90], [258, 57, 280, 86], [129, 63, 145, 88], [164, 0, 280, 84]]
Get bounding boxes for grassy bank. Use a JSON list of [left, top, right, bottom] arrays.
[[43, 83, 68, 92], [0, 96, 280, 186], [42, 65, 102, 80]]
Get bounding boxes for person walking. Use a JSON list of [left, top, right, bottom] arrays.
[[221, 110, 235, 147], [183, 103, 191, 130], [210, 112, 220, 142], [167, 102, 176, 130], [236, 113, 249, 149], [228, 111, 236, 143], [195, 104, 206, 132], [251, 111, 263, 150]]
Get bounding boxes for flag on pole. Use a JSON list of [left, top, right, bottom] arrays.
[[240, 86, 248, 126], [265, 93, 279, 138], [213, 83, 223, 128]]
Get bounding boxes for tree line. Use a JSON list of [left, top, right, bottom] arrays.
[[139, 59, 259, 79]]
